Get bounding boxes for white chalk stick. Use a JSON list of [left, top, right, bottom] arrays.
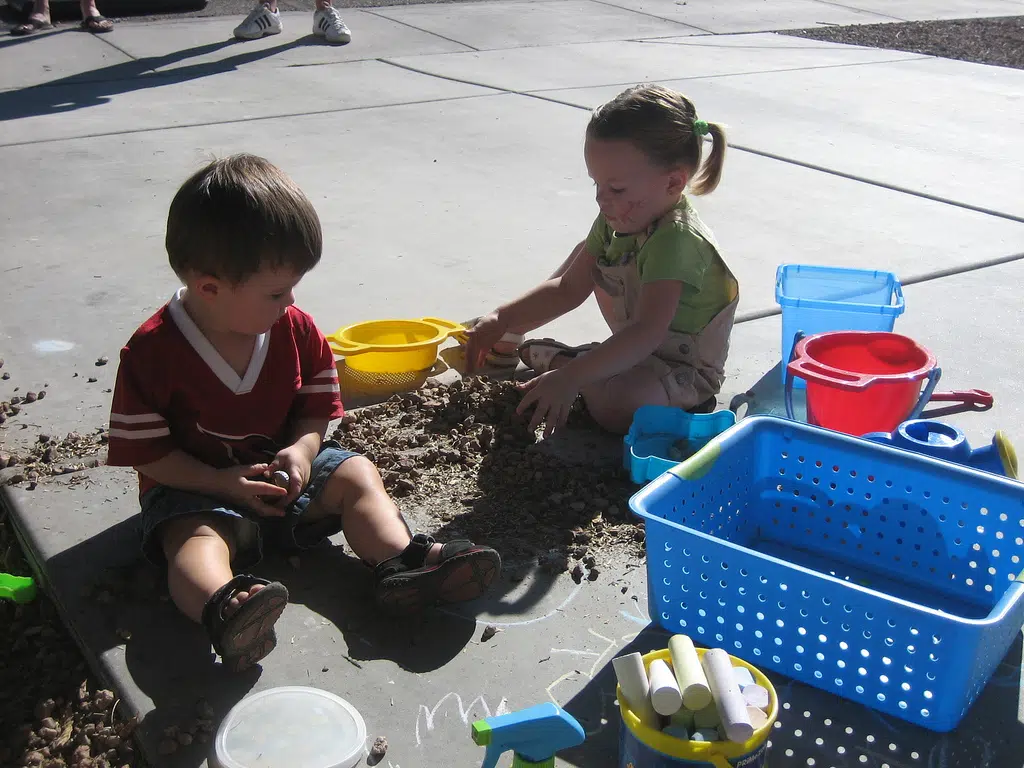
[[747, 706, 768, 730], [663, 724, 690, 742], [702, 649, 754, 744], [693, 703, 721, 729], [648, 659, 683, 716], [613, 653, 658, 728], [732, 665, 756, 689], [670, 708, 695, 731], [668, 635, 713, 711], [742, 684, 770, 713], [692, 728, 720, 743]]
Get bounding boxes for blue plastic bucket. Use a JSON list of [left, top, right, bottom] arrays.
[[776, 264, 904, 389], [617, 650, 776, 768]]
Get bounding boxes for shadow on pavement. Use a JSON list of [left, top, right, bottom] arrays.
[[556, 625, 1024, 768], [0, 35, 321, 124]]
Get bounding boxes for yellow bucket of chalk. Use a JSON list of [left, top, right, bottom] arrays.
[[617, 649, 777, 768]]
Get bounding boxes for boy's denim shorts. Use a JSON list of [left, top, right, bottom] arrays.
[[139, 442, 358, 571]]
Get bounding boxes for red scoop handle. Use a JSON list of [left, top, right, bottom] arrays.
[[928, 389, 994, 408]]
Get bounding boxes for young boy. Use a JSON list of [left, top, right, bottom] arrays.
[[107, 154, 501, 672]]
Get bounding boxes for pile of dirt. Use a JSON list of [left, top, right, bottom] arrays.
[[332, 376, 646, 580], [785, 16, 1024, 71]]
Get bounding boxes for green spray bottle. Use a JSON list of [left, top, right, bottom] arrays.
[[472, 702, 586, 768]]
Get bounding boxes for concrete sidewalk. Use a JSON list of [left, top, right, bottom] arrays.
[[2, 0, 1024, 766]]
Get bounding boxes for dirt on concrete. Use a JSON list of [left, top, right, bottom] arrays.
[[785, 15, 1024, 71], [1, 371, 642, 767]]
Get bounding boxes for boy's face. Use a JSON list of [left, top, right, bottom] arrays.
[[198, 267, 304, 335], [584, 136, 687, 235]]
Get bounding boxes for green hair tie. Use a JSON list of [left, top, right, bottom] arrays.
[[693, 119, 710, 137]]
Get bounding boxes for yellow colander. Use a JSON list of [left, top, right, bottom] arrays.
[[326, 317, 466, 374]]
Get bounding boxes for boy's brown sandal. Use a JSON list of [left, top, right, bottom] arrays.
[[202, 574, 289, 672]]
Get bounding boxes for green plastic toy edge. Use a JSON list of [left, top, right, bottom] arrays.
[[512, 755, 553, 768], [668, 437, 723, 481], [471, 720, 491, 746], [0, 574, 37, 604]]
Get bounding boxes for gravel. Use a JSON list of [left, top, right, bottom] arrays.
[[785, 15, 1024, 71]]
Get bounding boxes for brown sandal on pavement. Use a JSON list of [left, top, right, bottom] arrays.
[[81, 14, 113, 33], [201, 575, 289, 672], [374, 534, 501, 615], [518, 338, 597, 374], [11, 15, 53, 35]]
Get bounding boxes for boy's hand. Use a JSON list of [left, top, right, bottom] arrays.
[[217, 463, 289, 517], [516, 369, 581, 438], [464, 312, 507, 372], [267, 444, 314, 507]]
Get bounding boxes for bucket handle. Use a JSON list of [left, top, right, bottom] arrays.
[[707, 753, 733, 768], [784, 331, 805, 422], [907, 366, 943, 420], [420, 317, 467, 341], [326, 333, 372, 357]]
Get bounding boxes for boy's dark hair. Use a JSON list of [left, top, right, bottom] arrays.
[[587, 84, 727, 196], [165, 154, 322, 284]]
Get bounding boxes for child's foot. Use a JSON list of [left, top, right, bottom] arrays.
[[519, 339, 596, 373], [374, 534, 501, 614], [233, 3, 282, 40], [312, 6, 351, 44], [202, 575, 289, 672]]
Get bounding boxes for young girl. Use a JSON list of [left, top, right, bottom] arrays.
[[465, 84, 739, 437]]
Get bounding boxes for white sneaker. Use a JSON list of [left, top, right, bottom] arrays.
[[233, 3, 282, 40], [312, 6, 352, 44]]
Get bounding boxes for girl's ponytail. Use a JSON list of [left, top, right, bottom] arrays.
[[690, 121, 727, 196]]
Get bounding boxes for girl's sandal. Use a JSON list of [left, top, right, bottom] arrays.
[[11, 16, 54, 35], [518, 339, 596, 374], [201, 575, 289, 672], [373, 534, 502, 615]]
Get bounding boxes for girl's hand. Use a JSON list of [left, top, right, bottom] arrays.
[[267, 444, 314, 507], [464, 312, 507, 372], [216, 463, 288, 517], [516, 370, 581, 437]]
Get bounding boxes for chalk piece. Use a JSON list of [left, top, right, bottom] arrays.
[[692, 728, 720, 743], [648, 659, 683, 716], [613, 653, 658, 728], [742, 684, 770, 713], [702, 649, 754, 744], [693, 703, 721, 729], [668, 635, 713, 711], [747, 706, 769, 730], [663, 724, 690, 742], [732, 665, 756, 689], [670, 708, 695, 731]]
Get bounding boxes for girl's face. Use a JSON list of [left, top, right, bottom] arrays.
[[584, 136, 687, 235]]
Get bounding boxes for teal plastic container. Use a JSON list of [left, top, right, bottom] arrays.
[[776, 264, 904, 388], [624, 406, 736, 484]]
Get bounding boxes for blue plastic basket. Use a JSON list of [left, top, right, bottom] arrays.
[[624, 406, 737, 484], [776, 265, 905, 388], [630, 416, 1024, 732]]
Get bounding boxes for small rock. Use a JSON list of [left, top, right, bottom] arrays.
[[25, 391, 38, 403], [87, 377, 97, 384], [621, 586, 628, 594], [480, 625, 500, 643], [588, 567, 600, 581], [40, 718, 58, 731], [25, 752, 45, 766], [36, 389, 46, 400], [1, 372, 9, 380], [322, 666, 329, 672], [571, 563, 585, 584], [93, 690, 115, 709], [39, 727, 59, 741], [370, 736, 388, 759], [95, 357, 109, 366], [0, 467, 26, 486]]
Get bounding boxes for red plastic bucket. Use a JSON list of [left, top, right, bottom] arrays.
[[785, 331, 940, 436]]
